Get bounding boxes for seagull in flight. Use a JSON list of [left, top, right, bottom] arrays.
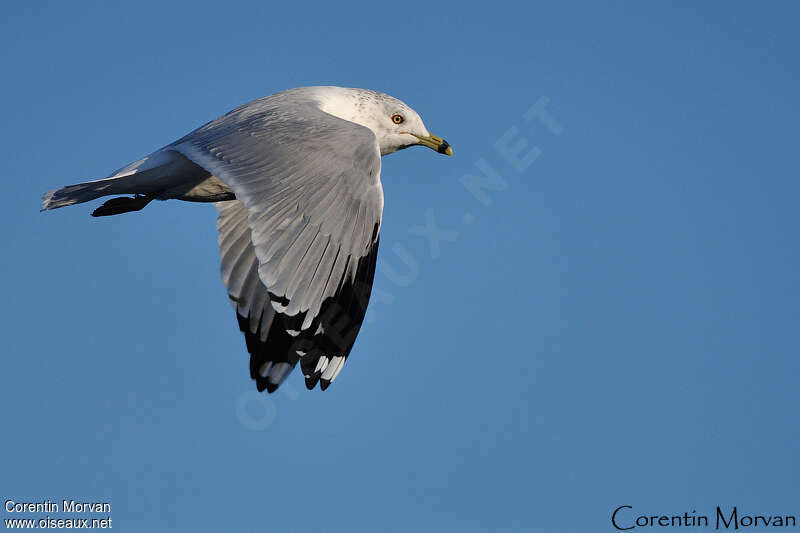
[[41, 86, 452, 393]]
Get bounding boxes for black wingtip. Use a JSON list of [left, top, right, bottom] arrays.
[[320, 379, 331, 391], [255, 378, 280, 394], [305, 375, 320, 390]]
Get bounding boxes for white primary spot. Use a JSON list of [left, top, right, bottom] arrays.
[[315, 356, 330, 374], [270, 299, 288, 313], [321, 356, 343, 381], [330, 358, 347, 382]]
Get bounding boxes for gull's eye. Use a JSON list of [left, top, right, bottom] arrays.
[[391, 114, 404, 125]]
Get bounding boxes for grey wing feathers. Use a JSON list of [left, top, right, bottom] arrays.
[[216, 200, 298, 392], [174, 98, 382, 326], [202, 97, 384, 392]]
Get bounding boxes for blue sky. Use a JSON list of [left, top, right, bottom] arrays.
[[2, 2, 800, 531]]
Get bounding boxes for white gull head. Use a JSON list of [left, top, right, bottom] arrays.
[[309, 86, 453, 157]]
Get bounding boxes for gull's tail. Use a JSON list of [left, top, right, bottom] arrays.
[[41, 181, 159, 217], [40, 149, 206, 216]]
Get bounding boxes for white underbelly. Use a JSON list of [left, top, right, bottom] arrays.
[[167, 176, 236, 202]]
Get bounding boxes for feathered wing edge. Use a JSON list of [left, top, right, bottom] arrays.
[[298, 230, 380, 391], [216, 200, 380, 393]]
